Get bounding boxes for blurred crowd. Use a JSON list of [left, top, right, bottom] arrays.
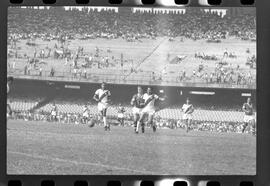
[[154, 116, 252, 134], [175, 61, 255, 86], [9, 108, 255, 135], [8, 7, 256, 42]]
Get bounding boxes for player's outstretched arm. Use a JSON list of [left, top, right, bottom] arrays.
[[242, 104, 247, 112], [93, 94, 99, 102], [157, 94, 166, 101], [180, 105, 184, 112], [130, 96, 135, 106], [159, 97, 166, 101], [190, 105, 195, 113]]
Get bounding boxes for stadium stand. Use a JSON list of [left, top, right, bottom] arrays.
[[9, 97, 256, 123], [37, 102, 251, 122], [8, 7, 256, 41], [9, 99, 255, 134], [9, 99, 38, 112], [7, 7, 256, 88]]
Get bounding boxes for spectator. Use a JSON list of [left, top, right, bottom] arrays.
[[39, 67, 42, 76], [50, 67, 55, 77]]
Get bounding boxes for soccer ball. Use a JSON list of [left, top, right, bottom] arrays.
[[88, 119, 95, 128]]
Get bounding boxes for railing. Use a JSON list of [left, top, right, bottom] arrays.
[[7, 68, 256, 89]]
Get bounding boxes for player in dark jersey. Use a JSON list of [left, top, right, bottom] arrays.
[[117, 104, 126, 126], [7, 76, 14, 118], [131, 86, 145, 133], [50, 103, 58, 122], [242, 97, 256, 135]]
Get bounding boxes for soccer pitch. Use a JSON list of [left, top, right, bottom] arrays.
[[7, 120, 255, 175]]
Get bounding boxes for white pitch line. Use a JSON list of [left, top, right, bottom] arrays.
[[7, 151, 158, 175]]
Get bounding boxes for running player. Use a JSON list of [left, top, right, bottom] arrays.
[[138, 87, 165, 133], [242, 97, 256, 135], [131, 86, 145, 133], [50, 103, 58, 122], [117, 104, 126, 126], [181, 98, 194, 133], [82, 104, 90, 124], [7, 76, 14, 119], [93, 82, 111, 131]]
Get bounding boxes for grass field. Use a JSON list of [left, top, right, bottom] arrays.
[[7, 120, 256, 175]]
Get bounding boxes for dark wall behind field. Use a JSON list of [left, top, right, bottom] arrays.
[[10, 79, 256, 109]]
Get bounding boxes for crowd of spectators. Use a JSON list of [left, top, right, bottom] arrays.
[[175, 62, 255, 86], [8, 7, 256, 42], [7, 7, 256, 87], [9, 109, 254, 134], [154, 116, 254, 134]]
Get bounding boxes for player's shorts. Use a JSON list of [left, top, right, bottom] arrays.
[[183, 113, 193, 120], [132, 107, 142, 115], [51, 111, 56, 116], [141, 107, 155, 116], [244, 115, 255, 123], [98, 102, 108, 112], [118, 113, 124, 118]]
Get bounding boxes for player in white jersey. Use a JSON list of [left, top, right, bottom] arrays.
[[117, 104, 126, 126], [7, 76, 14, 119], [131, 86, 145, 133], [93, 82, 111, 131], [50, 103, 58, 122], [82, 104, 90, 124], [138, 87, 165, 133], [181, 98, 194, 133]]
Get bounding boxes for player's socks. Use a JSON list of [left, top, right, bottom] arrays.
[[134, 121, 137, 131], [142, 124, 145, 133], [103, 117, 108, 131], [103, 117, 107, 126], [136, 121, 140, 133], [242, 124, 247, 133], [153, 125, 156, 132]]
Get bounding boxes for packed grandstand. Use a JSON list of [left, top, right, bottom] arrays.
[[8, 7, 256, 41], [7, 7, 256, 134], [7, 7, 256, 88]]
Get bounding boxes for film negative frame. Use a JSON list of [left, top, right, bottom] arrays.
[[1, 0, 270, 185]]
